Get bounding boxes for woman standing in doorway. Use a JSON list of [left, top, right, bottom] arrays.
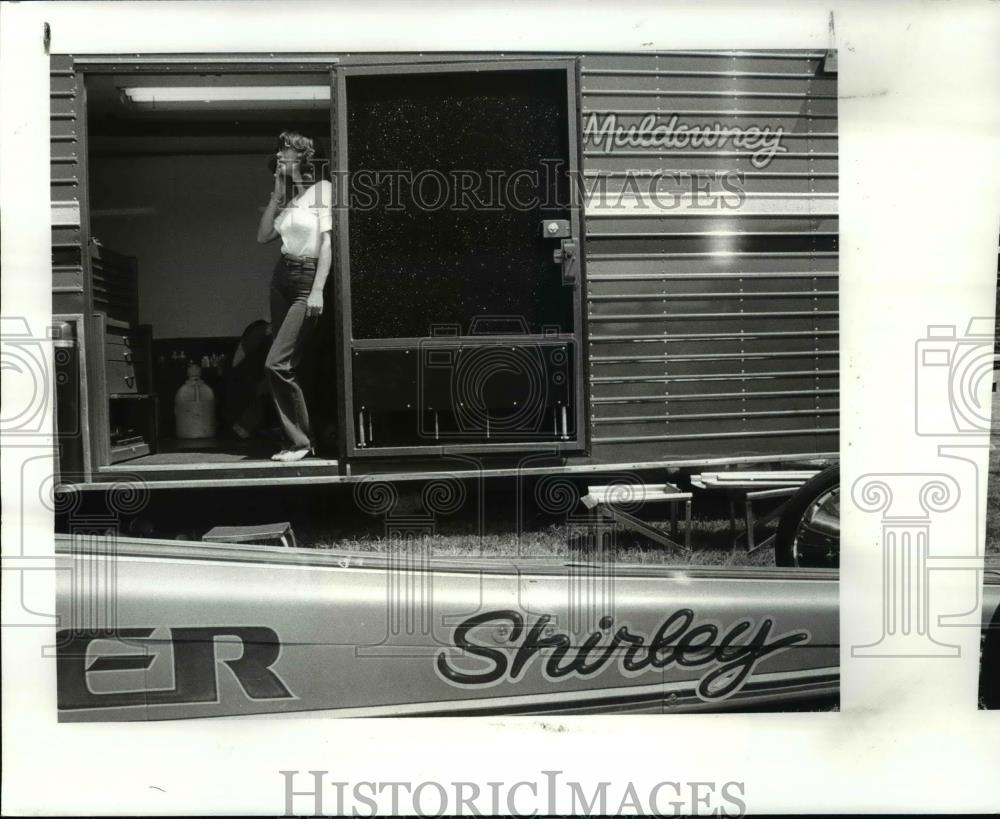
[[256, 130, 333, 461]]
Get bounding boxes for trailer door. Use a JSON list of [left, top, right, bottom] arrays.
[[330, 60, 585, 458]]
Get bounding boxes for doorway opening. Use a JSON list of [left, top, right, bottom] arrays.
[[83, 59, 585, 472], [85, 70, 338, 470]]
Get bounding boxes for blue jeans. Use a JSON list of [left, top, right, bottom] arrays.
[[265, 254, 319, 449]]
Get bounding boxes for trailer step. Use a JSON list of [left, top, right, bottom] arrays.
[[690, 470, 820, 489], [690, 469, 821, 552], [581, 482, 692, 552]]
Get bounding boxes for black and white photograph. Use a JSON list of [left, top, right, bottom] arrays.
[[49, 46, 843, 718], [978, 252, 1000, 709], [2, 1, 999, 816]]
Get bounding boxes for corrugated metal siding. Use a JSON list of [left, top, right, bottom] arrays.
[[579, 51, 838, 461], [50, 56, 86, 314]]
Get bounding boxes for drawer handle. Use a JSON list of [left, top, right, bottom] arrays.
[[123, 351, 133, 363], [124, 374, 134, 388], [121, 336, 131, 348]]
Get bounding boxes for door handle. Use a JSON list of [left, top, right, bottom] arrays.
[[554, 238, 578, 286]]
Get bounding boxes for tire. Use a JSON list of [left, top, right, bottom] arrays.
[[774, 466, 840, 568]]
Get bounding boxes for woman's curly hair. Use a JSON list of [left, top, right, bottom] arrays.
[[269, 129, 328, 191]]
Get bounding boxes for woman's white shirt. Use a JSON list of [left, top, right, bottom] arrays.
[[273, 180, 334, 258]]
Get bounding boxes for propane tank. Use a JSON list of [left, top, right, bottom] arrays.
[[174, 363, 216, 439]]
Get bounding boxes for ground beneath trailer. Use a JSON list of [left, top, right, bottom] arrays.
[[292, 511, 777, 567], [74, 480, 786, 567]]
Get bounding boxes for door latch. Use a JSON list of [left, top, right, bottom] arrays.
[[554, 238, 578, 286]]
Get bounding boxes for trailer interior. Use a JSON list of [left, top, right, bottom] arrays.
[[77, 61, 584, 480], [85, 70, 335, 472]]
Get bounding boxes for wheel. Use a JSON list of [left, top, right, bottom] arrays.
[[774, 466, 840, 568]]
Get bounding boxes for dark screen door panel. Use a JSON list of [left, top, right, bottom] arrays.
[[345, 69, 573, 339]]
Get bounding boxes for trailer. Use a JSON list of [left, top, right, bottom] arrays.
[[40, 48, 850, 719], [49, 49, 839, 499]]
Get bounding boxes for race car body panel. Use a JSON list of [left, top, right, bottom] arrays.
[[55, 534, 839, 720]]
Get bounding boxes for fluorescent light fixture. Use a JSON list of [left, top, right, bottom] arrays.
[[121, 86, 330, 107]]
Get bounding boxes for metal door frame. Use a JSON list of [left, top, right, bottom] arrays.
[[331, 58, 587, 459]]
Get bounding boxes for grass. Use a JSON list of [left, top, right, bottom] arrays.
[[297, 511, 778, 567], [117, 480, 786, 567]]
